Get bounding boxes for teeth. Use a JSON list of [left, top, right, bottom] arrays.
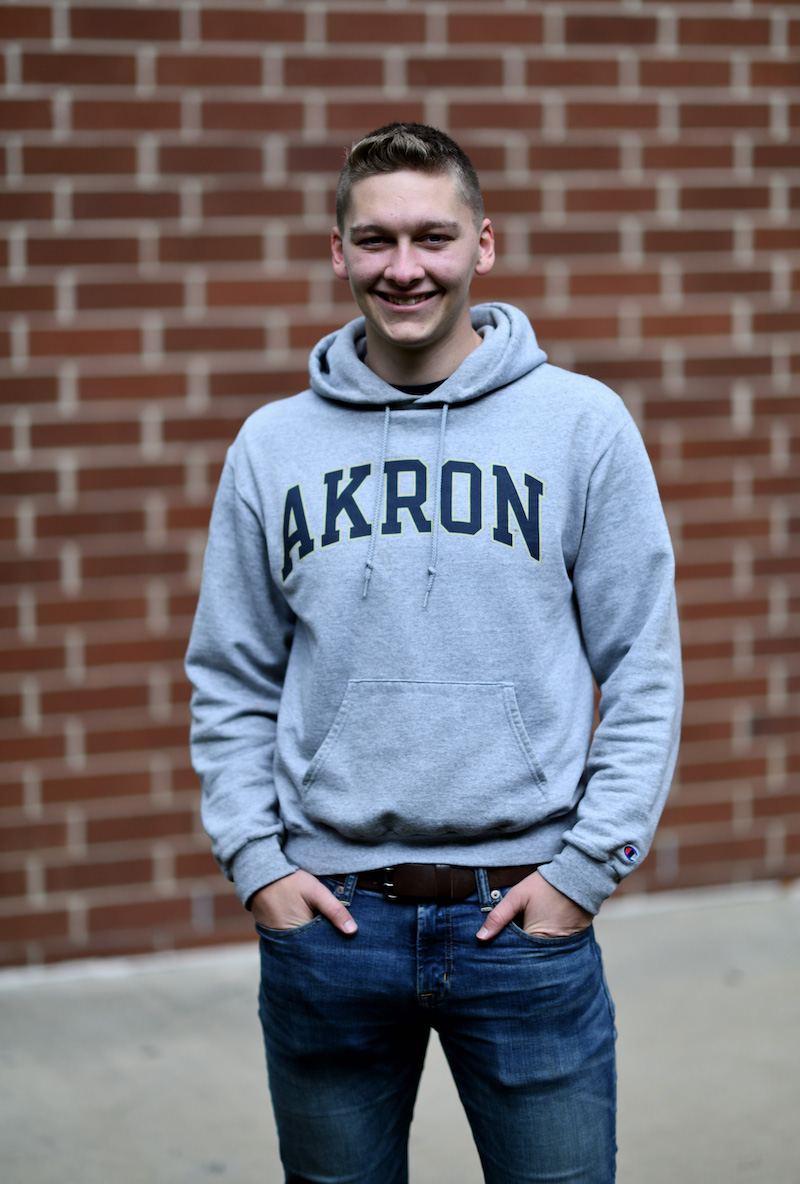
[[381, 293, 431, 306]]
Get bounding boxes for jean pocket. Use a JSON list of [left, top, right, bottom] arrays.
[[254, 914, 326, 940], [506, 921, 593, 948]]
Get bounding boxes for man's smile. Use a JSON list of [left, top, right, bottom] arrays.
[[375, 291, 438, 307]]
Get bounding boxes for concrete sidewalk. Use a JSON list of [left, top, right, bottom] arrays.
[[1, 881, 798, 1184]]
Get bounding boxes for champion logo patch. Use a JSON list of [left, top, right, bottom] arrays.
[[622, 845, 639, 863]]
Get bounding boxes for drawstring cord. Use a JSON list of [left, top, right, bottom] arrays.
[[423, 403, 448, 609], [362, 404, 391, 598]]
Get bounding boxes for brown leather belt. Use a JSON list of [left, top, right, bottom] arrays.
[[329, 863, 540, 902]]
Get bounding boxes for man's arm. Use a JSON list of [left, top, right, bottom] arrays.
[[186, 442, 299, 908], [481, 415, 682, 936]]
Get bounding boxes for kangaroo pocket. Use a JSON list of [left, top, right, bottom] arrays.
[[301, 679, 548, 841]]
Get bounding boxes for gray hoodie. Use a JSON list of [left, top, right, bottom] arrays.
[[186, 303, 682, 914]]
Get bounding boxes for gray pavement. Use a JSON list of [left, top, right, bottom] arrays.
[[1, 881, 799, 1184]]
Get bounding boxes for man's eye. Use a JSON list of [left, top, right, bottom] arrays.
[[358, 237, 387, 247], [423, 235, 450, 245]]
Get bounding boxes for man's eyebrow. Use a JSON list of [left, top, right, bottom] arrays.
[[349, 219, 463, 238]]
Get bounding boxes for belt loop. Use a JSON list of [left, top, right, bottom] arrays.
[[339, 873, 359, 907], [474, 868, 492, 912]]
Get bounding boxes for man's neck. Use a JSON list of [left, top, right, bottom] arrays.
[[363, 324, 484, 387]]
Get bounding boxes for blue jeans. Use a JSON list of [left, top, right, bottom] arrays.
[[257, 871, 617, 1184]]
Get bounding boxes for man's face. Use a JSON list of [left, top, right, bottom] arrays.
[[331, 169, 494, 369]]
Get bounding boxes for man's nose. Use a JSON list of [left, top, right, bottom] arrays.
[[384, 244, 424, 286]]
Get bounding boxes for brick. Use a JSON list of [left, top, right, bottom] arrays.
[[73, 190, 180, 220], [327, 103, 426, 133], [0, 99, 51, 130], [160, 145, 263, 176], [749, 61, 800, 88], [71, 6, 180, 40], [29, 326, 141, 358], [288, 144, 353, 173], [449, 103, 542, 131], [0, 911, 70, 944], [200, 9, 304, 42], [0, 820, 68, 856], [285, 56, 383, 87], [87, 810, 194, 845], [80, 372, 185, 401], [753, 145, 799, 169], [529, 144, 620, 172], [31, 418, 140, 449], [643, 313, 732, 339], [164, 325, 265, 353], [639, 60, 730, 88], [526, 59, 618, 87], [564, 15, 657, 45], [755, 228, 800, 251], [681, 186, 770, 212], [27, 235, 138, 267], [0, 284, 55, 313], [481, 186, 541, 214], [0, 467, 57, 494], [206, 279, 309, 307], [77, 281, 183, 311], [568, 102, 658, 131], [679, 17, 771, 46], [682, 270, 770, 295], [681, 104, 769, 131], [570, 272, 660, 298], [160, 234, 263, 264], [0, 192, 52, 221], [644, 229, 733, 255], [88, 897, 192, 934], [202, 187, 304, 218], [288, 233, 335, 262], [36, 507, 144, 539], [157, 54, 262, 88], [24, 145, 137, 177], [753, 311, 800, 334], [0, 870, 26, 899], [406, 57, 502, 88], [72, 100, 181, 131], [23, 52, 136, 87], [643, 145, 733, 170], [566, 186, 656, 214], [328, 12, 426, 42], [0, 373, 57, 404], [0, 6, 51, 37], [447, 14, 543, 43], [528, 230, 620, 257], [46, 858, 153, 894], [202, 101, 303, 132], [42, 770, 150, 805]]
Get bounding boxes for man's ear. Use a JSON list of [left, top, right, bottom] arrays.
[[474, 218, 495, 277], [331, 227, 349, 280]]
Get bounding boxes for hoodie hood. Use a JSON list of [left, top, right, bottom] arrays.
[[309, 302, 548, 407]]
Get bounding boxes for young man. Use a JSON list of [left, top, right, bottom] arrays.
[[186, 123, 682, 1184]]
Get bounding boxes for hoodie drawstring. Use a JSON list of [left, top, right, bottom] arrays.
[[423, 403, 448, 609], [362, 402, 449, 607], [362, 404, 391, 598]]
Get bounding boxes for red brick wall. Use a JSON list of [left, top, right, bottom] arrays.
[[1, 1, 798, 966]]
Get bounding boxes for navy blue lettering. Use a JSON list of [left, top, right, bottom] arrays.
[[441, 460, 482, 535], [382, 460, 431, 535], [492, 465, 544, 560], [282, 485, 314, 579], [321, 464, 371, 547]]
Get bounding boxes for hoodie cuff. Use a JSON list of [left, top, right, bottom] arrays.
[[537, 843, 621, 916], [231, 837, 298, 909]]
